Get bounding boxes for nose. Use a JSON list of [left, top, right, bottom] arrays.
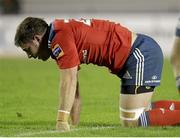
[[28, 54, 37, 59], [27, 54, 33, 58]]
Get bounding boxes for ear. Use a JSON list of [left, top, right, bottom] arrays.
[[34, 35, 41, 42]]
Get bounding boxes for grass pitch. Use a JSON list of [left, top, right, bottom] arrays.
[[0, 58, 180, 136]]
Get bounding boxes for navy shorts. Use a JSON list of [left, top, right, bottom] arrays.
[[118, 34, 164, 87]]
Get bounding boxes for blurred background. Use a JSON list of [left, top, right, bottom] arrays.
[[0, 0, 179, 57]]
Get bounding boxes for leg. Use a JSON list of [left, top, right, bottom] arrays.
[[171, 36, 180, 93], [139, 108, 180, 126], [120, 86, 180, 127], [171, 18, 180, 93], [120, 86, 154, 127], [151, 100, 180, 110]]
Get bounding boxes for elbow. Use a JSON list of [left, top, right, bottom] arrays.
[[60, 66, 78, 88]]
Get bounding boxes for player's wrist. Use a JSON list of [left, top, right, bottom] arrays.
[[56, 110, 70, 122], [56, 110, 70, 131]]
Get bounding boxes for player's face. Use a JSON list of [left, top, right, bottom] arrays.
[[21, 40, 39, 59], [21, 34, 51, 61]]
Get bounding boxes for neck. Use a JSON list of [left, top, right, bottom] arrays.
[[40, 27, 49, 49]]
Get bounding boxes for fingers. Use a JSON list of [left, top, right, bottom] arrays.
[[56, 121, 70, 132]]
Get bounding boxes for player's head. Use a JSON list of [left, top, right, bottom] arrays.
[[14, 17, 51, 61]]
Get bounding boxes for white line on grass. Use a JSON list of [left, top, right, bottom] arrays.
[[15, 126, 116, 137]]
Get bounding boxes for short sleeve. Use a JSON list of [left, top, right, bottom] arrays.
[[175, 18, 180, 37], [51, 31, 80, 69]]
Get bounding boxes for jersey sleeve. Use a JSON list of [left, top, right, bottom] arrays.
[[176, 18, 180, 37], [51, 31, 80, 69]]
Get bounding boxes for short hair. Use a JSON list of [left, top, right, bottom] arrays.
[[14, 17, 48, 47]]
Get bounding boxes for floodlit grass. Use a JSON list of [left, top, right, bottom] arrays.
[[0, 58, 179, 136]]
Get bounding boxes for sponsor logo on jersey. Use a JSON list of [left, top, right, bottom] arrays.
[[145, 80, 160, 84], [82, 49, 88, 63], [52, 44, 64, 59], [152, 75, 157, 80], [145, 86, 151, 89], [144, 75, 160, 84], [123, 71, 132, 79]]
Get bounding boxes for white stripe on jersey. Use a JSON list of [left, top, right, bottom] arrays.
[[140, 112, 148, 127], [136, 48, 145, 85], [133, 52, 139, 85], [133, 48, 145, 86]]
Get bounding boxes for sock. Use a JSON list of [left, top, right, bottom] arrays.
[[151, 100, 180, 110], [138, 109, 180, 126]]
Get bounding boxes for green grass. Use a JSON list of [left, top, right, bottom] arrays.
[[0, 58, 179, 136]]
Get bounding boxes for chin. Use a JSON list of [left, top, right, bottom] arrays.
[[41, 58, 49, 61], [38, 55, 50, 61]]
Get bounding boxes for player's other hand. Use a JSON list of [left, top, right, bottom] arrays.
[[56, 121, 70, 132]]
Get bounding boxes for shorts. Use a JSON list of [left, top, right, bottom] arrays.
[[118, 34, 164, 87]]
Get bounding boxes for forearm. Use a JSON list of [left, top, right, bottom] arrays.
[[70, 80, 81, 125], [56, 66, 78, 131], [59, 77, 77, 112]]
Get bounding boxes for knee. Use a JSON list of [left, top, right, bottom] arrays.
[[120, 107, 145, 127]]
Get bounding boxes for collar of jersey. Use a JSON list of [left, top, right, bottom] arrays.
[[48, 22, 56, 48]]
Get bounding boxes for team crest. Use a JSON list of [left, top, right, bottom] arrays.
[[52, 44, 64, 59]]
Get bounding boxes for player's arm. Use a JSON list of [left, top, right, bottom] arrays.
[[56, 66, 78, 131], [70, 71, 81, 125], [171, 19, 180, 93]]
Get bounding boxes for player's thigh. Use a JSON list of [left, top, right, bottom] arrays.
[[119, 90, 153, 127], [120, 92, 153, 109]]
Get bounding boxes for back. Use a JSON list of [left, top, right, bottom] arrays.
[[50, 19, 132, 74]]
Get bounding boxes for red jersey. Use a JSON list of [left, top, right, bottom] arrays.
[[48, 19, 132, 74]]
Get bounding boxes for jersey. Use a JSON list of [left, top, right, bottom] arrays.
[[48, 19, 132, 74]]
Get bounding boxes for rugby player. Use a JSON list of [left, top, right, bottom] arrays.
[[14, 17, 180, 131], [171, 17, 180, 94]]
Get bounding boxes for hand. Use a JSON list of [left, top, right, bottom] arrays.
[[56, 121, 70, 132]]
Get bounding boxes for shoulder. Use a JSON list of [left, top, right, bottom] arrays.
[[48, 19, 73, 47], [50, 30, 75, 59]]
